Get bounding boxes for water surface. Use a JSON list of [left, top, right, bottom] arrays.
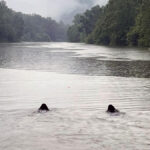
[[0, 42, 150, 150]]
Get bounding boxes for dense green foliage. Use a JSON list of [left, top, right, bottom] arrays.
[[67, 6, 103, 42], [91, 0, 141, 46], [0, 1, 23, 42], [127, 0, 150, 47], [68, 0, 150, 47], [21, 15, 67, 42], [0, 1, 67, 42]]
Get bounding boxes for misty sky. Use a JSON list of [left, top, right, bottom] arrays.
[[5, 0, 108, 21]]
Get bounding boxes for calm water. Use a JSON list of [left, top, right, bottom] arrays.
[[0, 42, 150, 150]]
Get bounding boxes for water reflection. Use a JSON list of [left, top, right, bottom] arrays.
[[0, 42, 150, 78], [0, 42, 150, 150]]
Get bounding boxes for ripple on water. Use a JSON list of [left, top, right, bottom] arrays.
[[0, 42, 150, 150], [1, 107, 150, 150]]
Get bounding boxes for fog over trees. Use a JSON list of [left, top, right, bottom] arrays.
[[5, 0, 108, 24], [0, 0, 150, 47], [0, 0, 68, 42], [68, 0, 150, 47]]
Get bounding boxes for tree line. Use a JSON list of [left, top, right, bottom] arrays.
[[68, 0, 150, 47], [0, 0, 68, 42]]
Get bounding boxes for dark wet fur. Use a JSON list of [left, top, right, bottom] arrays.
[[38, 103, 49, 112], [107, 104, 119, 113]]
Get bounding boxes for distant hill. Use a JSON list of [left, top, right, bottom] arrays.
[[0, 0, 68, 42]]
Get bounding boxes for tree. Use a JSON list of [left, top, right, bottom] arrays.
[[67, 6, 103, 42], [128, 0, 150, 47], [0, 1, 24, 42], [0, 1, 68, 42], [68, 0, 150, 48], [91, 0, 141, 46]]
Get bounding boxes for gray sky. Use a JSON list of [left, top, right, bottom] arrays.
[[5, 0, 108, 21]]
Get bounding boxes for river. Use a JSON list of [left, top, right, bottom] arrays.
[[0, 42, 150, 150]]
